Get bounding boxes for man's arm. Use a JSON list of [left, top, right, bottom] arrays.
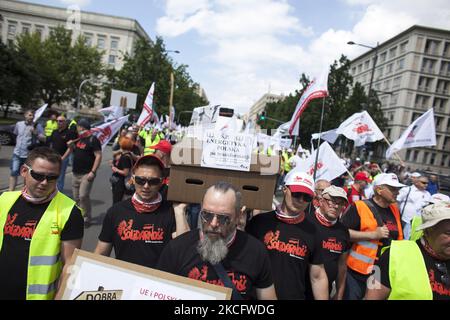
[[334, 252, 348, 300], [87, 150, 102, 181], [172, 203, 190, 238], [348, 226, 389, 242], [256, 284, 277, 300], [365, 281, 390, 300], [94, 240, 113, 256], [57, 239, 82, 291], [309, 264, 329, 300]]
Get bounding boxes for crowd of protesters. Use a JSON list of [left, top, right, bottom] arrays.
[[0, 110, 449, 300]]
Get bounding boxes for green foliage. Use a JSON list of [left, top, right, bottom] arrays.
[[102, 36, 207, 125], [264, 55, 387, 152]]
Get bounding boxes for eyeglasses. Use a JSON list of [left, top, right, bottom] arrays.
[[435, 262, 450, 288], [322, 196, 346, 208], [200, 210, 232, 225], [418, 181, 428, 185], [24, 164, 59, 182], [133, 176, 163, 186], [290, 192, 313, 202]]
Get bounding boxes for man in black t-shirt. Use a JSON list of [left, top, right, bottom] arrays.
[[67, 118, 102, 225], [95, 155, 189, 268], [0, 147, 83, 300], [157, 181, 277, 300], [246, 170, 328, 300], [366, 201, 450, 300], [305, 185, 350, 300], [340, 173, 405, 300], [47, 115, 78, 192]]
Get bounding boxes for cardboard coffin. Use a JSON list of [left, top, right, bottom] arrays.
[[167, 138, 280, 210]]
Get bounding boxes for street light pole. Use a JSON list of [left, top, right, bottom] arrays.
[[347, 41, 379, 111], [77, 79, 91, 110]]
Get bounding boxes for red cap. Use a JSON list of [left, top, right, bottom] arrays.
[[355, 171, 371, 182], [132, 155, 165, 173], [153, 140, 172, 154]]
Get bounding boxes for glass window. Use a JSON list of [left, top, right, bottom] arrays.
[[97, 37, 106, 49], [8, 23, 17, 36], [84, 33, 93, 47], [400, 41, 408, 53], [379, 52, 387, 62], [22, 24, 31, 34], [389, 47, 397, 59], [108, 55, 116, 65], [111, 38, 119, 50], [397, 58, 405, 70]]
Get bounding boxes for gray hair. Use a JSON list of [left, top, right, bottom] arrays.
[[204, 181, 242, 214]]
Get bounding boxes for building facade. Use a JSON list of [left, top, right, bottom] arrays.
[[349, 25, 450, 174], [0, 0, 151, 71], [248, 92, 285, 123]]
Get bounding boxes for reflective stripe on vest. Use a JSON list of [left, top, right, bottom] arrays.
[[0, 191, 76, 300], [388, 240, 433, 300], [346, 201, 403, 275]]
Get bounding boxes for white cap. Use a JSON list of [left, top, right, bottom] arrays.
[[322, 186, 348, 202], [429, 193, 450, 204], [284, 170, 315, 196], [287, 148, 293, 152], [416, 201, 450, 230], [373, 173, 406, 188], [411, 172, 422, 178]]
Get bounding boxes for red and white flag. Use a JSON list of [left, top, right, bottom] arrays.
[[386, 108, 436, 159], [288, 68, 329, 135], [292, 142, 347, 181], [91, 115, 129, 149], [137, 82, 155, 126], [336, 111, 384, 146]]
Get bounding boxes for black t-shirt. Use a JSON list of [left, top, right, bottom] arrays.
[[304, 211, 350, 299], [245, 211, 323, 299], [156, 230, 273, 300], [72, 135, 102, 174], [341, 199, 401, 258], [99, 199, 176, 268], [379, 240, 450, 300], [48, 128, 78, 156], [0, 196, 84, 300], [112, 153, 133, 180]]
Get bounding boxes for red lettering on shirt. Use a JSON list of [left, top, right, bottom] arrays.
[[385, 219, 398, 232], [263, 230, 308, 258], [429, 269, 450, 297], [116, 219, 164, 241], [322, 237, 344, 253], [76, 141, 86, 149], [187, 265, 248, 292], [3, 213, 38, 240]]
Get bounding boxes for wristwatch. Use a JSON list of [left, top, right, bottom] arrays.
[[90, 171, 96, 176]]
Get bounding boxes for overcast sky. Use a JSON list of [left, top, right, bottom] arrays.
[[23, 0, 450, 114]]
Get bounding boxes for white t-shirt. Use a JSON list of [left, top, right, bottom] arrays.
[[397, 185, 431, 223]]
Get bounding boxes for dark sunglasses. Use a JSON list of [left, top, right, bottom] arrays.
[[291, 192, 313, 202], [200, 210, 232, 225], [133, 176, 163, 186], [24, 165, 59, 182], [435, 262, 450, 288]]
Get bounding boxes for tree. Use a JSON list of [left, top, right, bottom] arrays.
[[102, 36, 207, 125], [16, 26, 104, 109], [0, 43, 39, 117]]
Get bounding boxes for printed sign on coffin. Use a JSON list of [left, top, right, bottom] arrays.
[[56, 249, 231, 300]]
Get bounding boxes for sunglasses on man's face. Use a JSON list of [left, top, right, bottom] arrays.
[[200, 210, 232, 225], [24, 165, 59, 182], [133, 176, 163, 186], [290, 192, 313, 202]]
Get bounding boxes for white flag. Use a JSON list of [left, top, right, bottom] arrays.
[[294, 142, 347, 181], [311, 128, 339, 144], [289, 68, 329, 135], [386, 108, 436, 159], [273, 121, 292, 138], [33, 103, 48, 123], [336, 111, 384, 146], [91, 115, 129, 149], [99, 105, 123, 121], [137, 83, 155, 126]]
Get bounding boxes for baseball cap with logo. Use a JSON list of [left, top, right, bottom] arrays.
[[411, 172, 422, 178], [373, 173, 406, 188], [429, 193, 450, 204], [322, 185, 348, 202], [153, 140, 172, 155], [416, 201, 450, 230], [284, 170, 315, 196], [355, 171, 371, 182]]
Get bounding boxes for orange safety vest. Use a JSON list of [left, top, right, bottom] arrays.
[[347, 200, 403, 275]]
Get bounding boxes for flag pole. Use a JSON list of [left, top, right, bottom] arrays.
[[313, 97, 326, 181], [383, 136, 404, 166]]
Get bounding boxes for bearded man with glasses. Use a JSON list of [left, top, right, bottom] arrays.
[[367, 201, 450, 300], [94, 155, 189, 268], [0, 147, 84, 300], [157, 181, 277, 300], [246, 170, 329, 300]]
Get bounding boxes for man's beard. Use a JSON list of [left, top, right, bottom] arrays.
[[197, 235, 228, 265]]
